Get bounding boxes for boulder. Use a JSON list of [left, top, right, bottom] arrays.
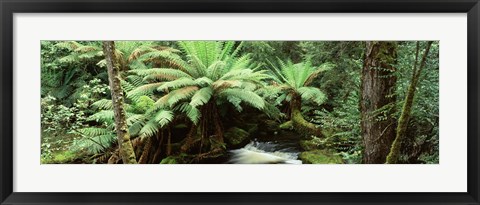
[[224, 127, 250, 148]]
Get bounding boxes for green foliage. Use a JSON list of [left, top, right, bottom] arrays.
[[41, 150, 79, 164], [267, 59, 332, 106], [128, 41, 270, 126], [41, 40, 439, 164]]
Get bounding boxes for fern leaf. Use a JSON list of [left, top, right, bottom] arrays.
[[190, 87, 213, 107]]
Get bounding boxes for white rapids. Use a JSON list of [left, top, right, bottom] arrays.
[[229, 141, 302, 164]]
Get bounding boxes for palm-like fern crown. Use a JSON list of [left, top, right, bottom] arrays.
[[128, 41, 271, 125], [269, 59, 334, 105]]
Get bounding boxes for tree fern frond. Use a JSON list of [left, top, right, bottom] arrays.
[[154, 110, 174, 127], [158, 77, 197, 91], [92, 99, 113, 110], [88, 110, 115, 123], [166, 86, 199, 107], [219, 41, 235, 61], [175, 103, 201, 124], [190, 87, 213, 108], [220, 88, 265, 110], [126, 75, 144, 87], [127, 114, 144, 126], [194, 77, 213, 86], [55, 41, 82, 50], [139, 120, 161, 138], [78, 127, 112, 137], [129, 120, 146, 136], [127, 82, 163, 101], [303, 62, 335, 86], [207, 60, 226, 80], [121, 79, 136, 93], [74, 45, 100, 53], [212, 80, 242, 90], [297, 86, 327, 105]]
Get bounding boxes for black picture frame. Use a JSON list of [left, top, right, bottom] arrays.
[[1, 0, 479, 204]]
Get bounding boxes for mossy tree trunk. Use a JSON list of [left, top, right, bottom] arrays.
[[102, 41, 137, 164], [361, 41, 398, 164], [386, 41, 433, 164], [290, 93, 322, 137]]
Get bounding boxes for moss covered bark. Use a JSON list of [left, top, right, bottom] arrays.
[[386, 41, 433, 164], [290, 94, 323, 137], [102, 41, 137, 164], [360, 41, 398, 164]]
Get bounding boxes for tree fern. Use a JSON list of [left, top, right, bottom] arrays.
[[297, 86, 327, 105], [190, 87, 213, 108], [154, 110, 174, 127], [221, 88, 265, 110]]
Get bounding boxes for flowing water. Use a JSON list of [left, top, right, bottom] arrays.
[[228, 140, 302, 164]]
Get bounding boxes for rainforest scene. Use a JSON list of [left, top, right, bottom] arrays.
[[41, 41, 439, 164]]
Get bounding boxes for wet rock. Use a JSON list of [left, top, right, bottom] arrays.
[[224, 127, 250, 148]]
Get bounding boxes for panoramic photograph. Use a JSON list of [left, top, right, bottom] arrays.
[[41, 41, 439, 164]]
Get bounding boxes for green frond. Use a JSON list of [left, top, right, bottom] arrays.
[[121, 79, 136, 93], [219, 41, 235, 61], [143, 68, 192, 82], [175, 103, 201, 124], [207, 60, 226, 80], [126, 75, 144, 87], [158, 77, 197, 91], [220, 88, 265, 110], [88, 110, 115, 123], [212, 80, 242, 90], [78, 127, 112, 137], [303, 62, 335, 86], [55, 41, 82, 50], [190, 87, 213, 107], [225, 96, 243, 112], [127, 82, 163, 101], [166, 86, 199, 107], [72, 127, 116, 155], [74, 45, 100, 53], [154, 110, 174, 127], [195, 77, 214, 86], [127, 114, 144, 126], [129, 120, 146, 136], [297, 86, 327, 105], [139, 120, 161, 138], [229, 54, 254, 71], [263, 102, 282, 120], [137, 49, 187, 70], [92, 99, 113, 110]]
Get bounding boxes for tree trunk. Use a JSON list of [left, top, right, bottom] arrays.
[[102, 41, 137, 164], [138, 137, 152, 164], [361, 41, 397, 164], [386, 41, 433, 164], [290, 93, 323, 137]]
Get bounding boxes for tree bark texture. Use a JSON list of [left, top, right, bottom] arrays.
[[102, 41, 137, 164], [361, 41, 398, 164]]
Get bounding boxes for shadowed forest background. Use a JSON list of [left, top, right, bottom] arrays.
[[41, 41, 439, 164]]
